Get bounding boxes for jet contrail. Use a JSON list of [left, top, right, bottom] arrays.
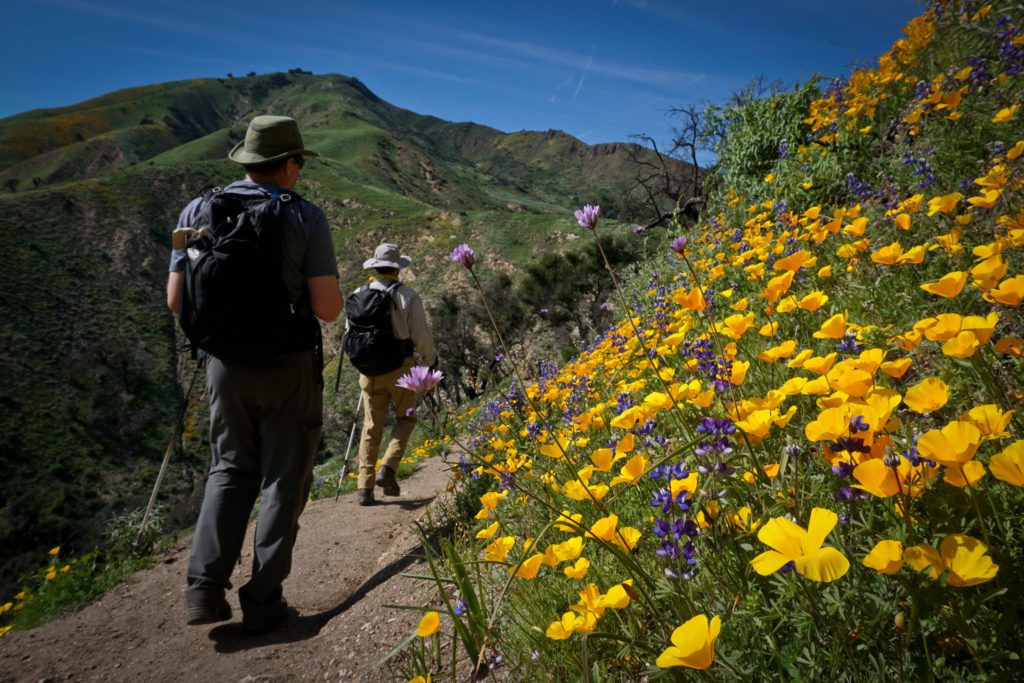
[[574, 45, 596, 99]]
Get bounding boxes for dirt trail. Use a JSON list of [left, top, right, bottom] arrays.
[[0, 457, 453, 683]]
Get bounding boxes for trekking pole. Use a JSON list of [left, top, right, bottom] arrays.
[[334, 390, 363, 502], [135, 360, 202, 549], [333, 349, 345, 394]]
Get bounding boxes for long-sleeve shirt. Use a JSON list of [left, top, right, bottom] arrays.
[[356, 275, 436, 367]]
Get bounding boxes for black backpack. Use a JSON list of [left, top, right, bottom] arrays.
[[178, 188, 319, 366], [343, 281, 413, 376]]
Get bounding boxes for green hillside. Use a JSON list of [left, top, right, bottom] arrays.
[[0, 71, 694, 594]]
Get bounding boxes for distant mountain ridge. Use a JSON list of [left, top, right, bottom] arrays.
[[0, 72, 672, 212], [0, 70, 693, 594]]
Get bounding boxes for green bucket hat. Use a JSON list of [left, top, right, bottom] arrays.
[[227, 115, 320, 164]]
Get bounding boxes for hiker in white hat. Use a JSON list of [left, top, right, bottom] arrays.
[[344, 243, 436, 506]]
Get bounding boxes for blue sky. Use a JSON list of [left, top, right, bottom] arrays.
[[4, 0, 922, 148]]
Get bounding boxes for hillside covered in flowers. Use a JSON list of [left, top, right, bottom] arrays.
[[406, 1, 1024, 679]]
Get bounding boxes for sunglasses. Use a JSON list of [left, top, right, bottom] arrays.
[[293, 155, 306, 169]]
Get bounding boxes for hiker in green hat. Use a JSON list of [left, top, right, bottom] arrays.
[[166, 115, 342, 635]]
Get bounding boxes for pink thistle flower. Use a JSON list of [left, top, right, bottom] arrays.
[[449, 243, 476, 268], [396, 366, 444, 394], [574, 204, 601, 230]]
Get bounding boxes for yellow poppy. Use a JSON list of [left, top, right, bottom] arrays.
[[590, 447, 623, 472], [750, 507, 850, 582], [853, 458, 935, 498], [609, 406, 647, 430], [917, 420, 982, 466], [564, 557, 590, 579], [871, 242, 905, 264], [990, 441, 1024, 486], [942, 330, 980, 358], [805, 406, 849, 442], [715, 312, 755, 339], [941, 534, 999, 587], [903, 377, 949, 413], [545, 611, 595, 640], [670, 471, 700, 499], [773, 250, 812, 272], [562, 480, 609, 501], [880, 357, 912, 378], [758, 340, 798, 363], [813, 313, 847, 339], [554, 510, 583, 532], [479, 491, 507, 510], [992, 104, 1017, 123], [798, 291, 829, 311], [994, 336, 1024, 357], [971, 254, 1008, 289], [482, 536, 515, 563], [511, 553, 545, 579], [961, 404, 1015, 439], [610, 454, 648, 487], [897, 244, 927, 265], [655, 614, 722, 670], [920, 271, 968, 298], [863, 540, 904, 574], [927, 192, 963, 216], [967, 189, 1002, 209], [417, 611, 440, 637], [761, 270, 795, 303], [598, 582, 633, 610], [943, 460, 986, 488], [986, 275, 1024, 306], [552, 537, 584, 562], [476, 521, 500, 540], [735, 409, 774, 444], [611, 433, 633, 454]]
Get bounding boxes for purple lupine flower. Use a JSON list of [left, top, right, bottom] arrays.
[[449, 243, 475, 268], [650, 488, 674, 514], [778, 138, 791, 159], [670, 235, 688, 255], [849, 415, 870, 433], [654, 518, 672, 538], [656, 540, 681, 560], [396, 366, 444, 394], [831, 461, 855, 478], [574, 204, 601, 230]]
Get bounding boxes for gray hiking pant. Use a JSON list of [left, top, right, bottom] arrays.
[[186, 350, 322, 618]]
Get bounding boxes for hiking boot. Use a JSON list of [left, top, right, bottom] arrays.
[[242, 600, 293, 636], [185, 590, 232, 626], [357, 488, 374, 506], [375, 465, 401, 496]]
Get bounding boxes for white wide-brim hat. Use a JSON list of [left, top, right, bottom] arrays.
[[363, 243, 412, 269]]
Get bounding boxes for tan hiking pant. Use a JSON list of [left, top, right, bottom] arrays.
[[357, 358, 417, 490]]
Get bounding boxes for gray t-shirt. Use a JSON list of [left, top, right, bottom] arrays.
[[169, 180, 338, 305]]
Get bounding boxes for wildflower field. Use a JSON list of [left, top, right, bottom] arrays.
[[406, 2, 1024, 679]]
